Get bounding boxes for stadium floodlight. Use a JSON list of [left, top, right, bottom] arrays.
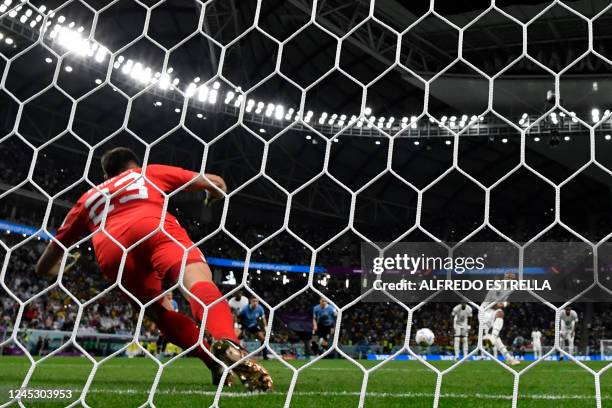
[[441, 116, 447, 123], [534, 136, 540, 142], [592, 108, 600, 123], [502, 138, 508, 143], [208, 89, 218, 104], [122, 59, 133, 74], [605, 134, 612, 140], [265, 103, 275, 117], [305, 135, 312, 140], [44, 57, 52, 63], [233, 94, 243, 107], [158, 73, 170, 90], [130, 62, 144, 80], [445, 139, 452, 145], [186, 83, 197, 98], [197, 85, 209, 102], [364, 106, 372, 115], [224, 91, 235, 104], [64, 65, 72, 72], [154, 101, 162, 107], [274, 104, 284, 120], [564, 136, 571, 141]]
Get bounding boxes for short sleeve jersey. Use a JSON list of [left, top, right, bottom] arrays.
[[54, 165, 196, 246]]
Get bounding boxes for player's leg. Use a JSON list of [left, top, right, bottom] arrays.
[[256, 329, 269, 360], [179, 262, 239, 342], [488, 310, 518, 365], [568, 332, 575, 356], [152, 223, 272, 391], [461, 327, 469, 358], [453, 325, 461, 359], [179, 262, 272, 390], [559, 331, 567, 360]]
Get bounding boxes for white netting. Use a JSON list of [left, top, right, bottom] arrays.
[[1, 0, 612, 407]]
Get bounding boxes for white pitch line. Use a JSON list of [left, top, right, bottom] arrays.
[[80, 389, 606, 401]]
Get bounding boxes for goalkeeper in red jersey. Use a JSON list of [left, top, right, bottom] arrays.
[[35, 147, 272, 391]]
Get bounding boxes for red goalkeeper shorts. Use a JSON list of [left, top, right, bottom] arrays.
[[93, 216, 205, 303]]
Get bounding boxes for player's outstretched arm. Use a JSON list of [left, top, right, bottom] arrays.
[[187, 173, 227, 197], [36, 244, 81, 278], [35, 243, 64, 278]]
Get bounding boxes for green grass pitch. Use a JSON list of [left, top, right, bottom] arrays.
[[0, 356, 611, 407]]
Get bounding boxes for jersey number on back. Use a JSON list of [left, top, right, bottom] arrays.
[[85, 172, 149, 225]]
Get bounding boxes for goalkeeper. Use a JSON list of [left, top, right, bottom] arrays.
[[35, 147, 272, 391]]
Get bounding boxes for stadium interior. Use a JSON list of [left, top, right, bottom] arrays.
[[2, 0, 612, 406]]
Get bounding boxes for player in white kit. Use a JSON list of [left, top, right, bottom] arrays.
[[531, 329, 543, 359], [480, 272, 520, 366], [560, 307, 578, 357], [451, 303, 473, 359]]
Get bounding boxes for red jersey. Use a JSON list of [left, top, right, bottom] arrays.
[[55, 164, 197, 246]]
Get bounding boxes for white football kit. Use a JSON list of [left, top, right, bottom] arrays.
[[560, 310, 578, 355], [453, 304, 473, 336], [229, 296, 249, 315], [531, 330, 543, 359], [479, 284, 518, 365], [452, 304, 472, 359]]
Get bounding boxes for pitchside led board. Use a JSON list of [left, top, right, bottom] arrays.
[[361, 241, 612, 303]]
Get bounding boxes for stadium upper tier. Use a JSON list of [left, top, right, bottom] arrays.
[[2, 0, 612, 139]]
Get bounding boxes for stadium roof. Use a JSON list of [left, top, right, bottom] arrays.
[[2, 0, 612, 236]]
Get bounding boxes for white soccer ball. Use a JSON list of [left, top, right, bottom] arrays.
[[415, 328, 435, 346]]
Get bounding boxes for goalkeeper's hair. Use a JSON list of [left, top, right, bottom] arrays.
[[101, 147, 141, 178]]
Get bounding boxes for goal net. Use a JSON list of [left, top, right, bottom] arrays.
[[1, 0, 611, 407]]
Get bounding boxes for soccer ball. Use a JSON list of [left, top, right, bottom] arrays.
[[415, 328, 435, 346]]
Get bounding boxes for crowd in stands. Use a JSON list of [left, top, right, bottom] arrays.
[[2, 143, 612, 358]]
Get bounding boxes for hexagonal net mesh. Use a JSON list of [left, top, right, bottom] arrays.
[[1, 0, 612, 407]]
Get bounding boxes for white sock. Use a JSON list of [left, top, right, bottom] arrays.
[[494, 337, 513, 361], [454, 337, 460, 358], [462, 337, 468, 357], [491, 317, 503, 338], [569, 344, 574, 356]]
